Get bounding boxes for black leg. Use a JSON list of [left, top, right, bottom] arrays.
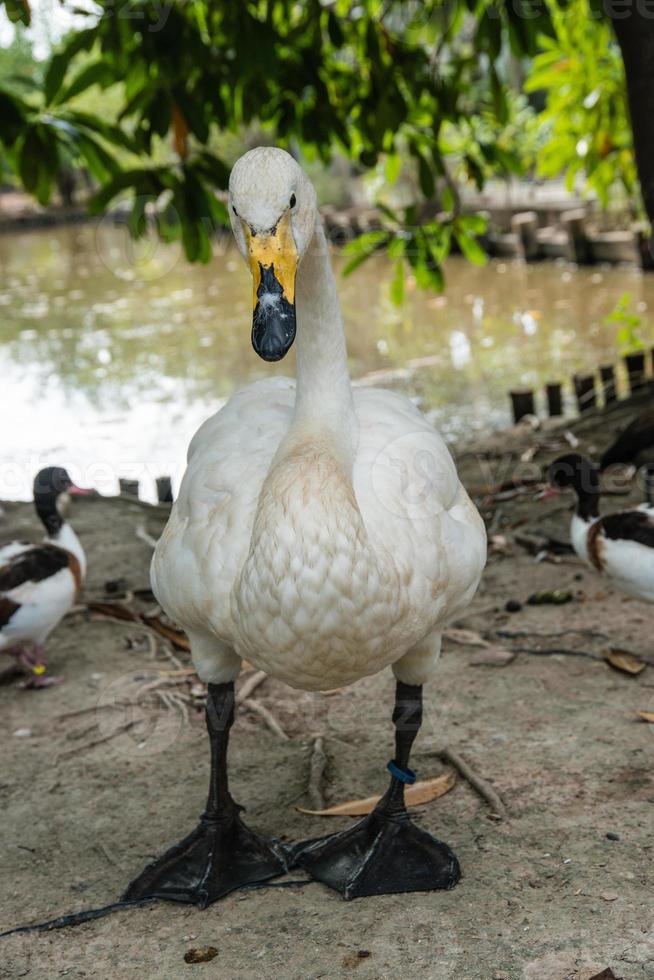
[[289, 681, 460, 899], [123, 682, 287, 907]]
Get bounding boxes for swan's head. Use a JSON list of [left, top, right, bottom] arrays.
[[229, 147, 317, 362]]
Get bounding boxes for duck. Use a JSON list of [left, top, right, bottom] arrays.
[[548, 453, 654, 601], [123, 147, 487, 907], [0, 466, 88, 687]]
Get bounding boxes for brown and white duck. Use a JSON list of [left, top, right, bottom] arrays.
[[548, 453, 654, 602], [0, 466, 89, 687]]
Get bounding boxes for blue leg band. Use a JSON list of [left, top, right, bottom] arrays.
[[387, 760, 417, 784]]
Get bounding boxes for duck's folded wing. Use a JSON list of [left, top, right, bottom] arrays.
[[0, 544, 71, 594], [600, 510, 654, 549]]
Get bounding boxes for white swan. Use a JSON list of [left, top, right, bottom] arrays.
[[125, 147, 486, 906]]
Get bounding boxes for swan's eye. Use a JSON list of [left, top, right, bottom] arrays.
[[289, 193, 296, 209]]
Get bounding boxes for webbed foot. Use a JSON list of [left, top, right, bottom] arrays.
[[124, 810, 287, 907], [290, 804, 459, 900]]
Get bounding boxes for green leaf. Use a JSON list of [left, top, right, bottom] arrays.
[[342, 231, 390, 274], [56, 61, 116, 104], [89, 169, 157, 214], [455, 229, 487, 265], [0, 89, 27, 147], [44, 52, 69, 105], [417, 153, 435, 199], [4, 0, 30, 25], [58, 110, 139, 154], [385, 152, 402, 185], [389, 259, 405, 306], [18, 129, 42, 194]]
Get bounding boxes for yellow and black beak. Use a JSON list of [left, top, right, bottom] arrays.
[[245, 211, 298, 362]]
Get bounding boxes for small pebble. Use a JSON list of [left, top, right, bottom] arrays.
[[601, 892, 619, 902], [13, 728, 32, 738], [505, 599, 522, 613], [606, 832, 620, 841]]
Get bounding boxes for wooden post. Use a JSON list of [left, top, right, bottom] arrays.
[[600, 365, 617, 404], [511, 211, 540, 262], [156, 476, 173, 503], [624, 351, 646, 393], [510, 388, 536, 423], [545, 382, 563, 417], [574, 374, 596, 413], [119, 478, 139, 498], [635, 226, 654, 271], [561, 208, 591, 264]]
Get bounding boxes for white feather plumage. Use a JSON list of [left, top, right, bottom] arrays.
[[152, 148, 487, 691]]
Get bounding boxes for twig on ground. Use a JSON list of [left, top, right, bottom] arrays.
[[135, 524, 158, 549], [155, 640, 185, 671], [94, 841, 122, 869], [57, 720, 137, 760], [65, 721, 98, 742], [157, 689, 190, 726], [236, 670, 267, 705], [438, 747, 507, 820], [496, 628, 609, 641], [242, 698, 288, 740], [55, 703, 126, 723], [513, 646, 598, 659], [307, 735, 328, 811]]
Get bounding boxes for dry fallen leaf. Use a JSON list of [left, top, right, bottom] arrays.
[[184, 946, 218, 964], [469, 646, 515, 667], [603, 648, 647, 676], [342, 950, 372, 969], [444, 628, 488, 648], [297, 770, 456, 817], [636, 710, 654, 723]]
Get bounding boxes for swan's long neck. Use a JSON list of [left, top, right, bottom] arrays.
[[285, 222, 357, 470]]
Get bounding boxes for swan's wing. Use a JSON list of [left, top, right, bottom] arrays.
[[152, 378, 296, 637], [353, 387, 487, 620]]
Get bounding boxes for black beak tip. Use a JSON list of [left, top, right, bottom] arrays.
[[255, 341, 291, 363], [252, 308, 297, 362]]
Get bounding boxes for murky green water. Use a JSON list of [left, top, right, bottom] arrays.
[[0, 220, 651, 500]]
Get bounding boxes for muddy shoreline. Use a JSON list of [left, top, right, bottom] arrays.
[[1, 395, 653, 979]]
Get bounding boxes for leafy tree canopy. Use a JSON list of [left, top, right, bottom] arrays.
[[0, 0, 638, 286]]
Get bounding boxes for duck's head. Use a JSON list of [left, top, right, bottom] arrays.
[[547, 453, 600, 518], [33, 466, 90, 535], [229, 147, 317, 362]]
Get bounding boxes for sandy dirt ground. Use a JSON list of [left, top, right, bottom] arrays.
[[0, 395, 653, 980]]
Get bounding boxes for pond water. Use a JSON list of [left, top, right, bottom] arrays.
[[1, 220, 652, 501]]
